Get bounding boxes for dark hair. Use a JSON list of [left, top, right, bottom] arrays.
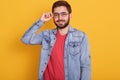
[[52, 0, 72, 13]]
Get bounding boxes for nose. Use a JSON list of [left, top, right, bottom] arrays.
[[58, 14, 63, 20]]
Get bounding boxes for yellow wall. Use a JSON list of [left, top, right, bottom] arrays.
[[0, 0, 120, 80]]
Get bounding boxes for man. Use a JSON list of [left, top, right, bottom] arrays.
[[21, 0, 91, 80]]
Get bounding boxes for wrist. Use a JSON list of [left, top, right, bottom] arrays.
[[39, 19, 45, 23]]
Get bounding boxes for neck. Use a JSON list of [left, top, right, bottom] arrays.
[[58, 25, 69, 35]]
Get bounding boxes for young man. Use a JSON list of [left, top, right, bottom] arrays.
[[21, 0, 91, 80]]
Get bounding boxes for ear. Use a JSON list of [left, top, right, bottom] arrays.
[[69, 13, 72, 19]]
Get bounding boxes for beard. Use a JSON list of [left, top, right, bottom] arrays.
[[54, 17, 70, 29]]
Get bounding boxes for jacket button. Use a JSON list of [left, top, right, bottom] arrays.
[[45, 62, 47, 65]]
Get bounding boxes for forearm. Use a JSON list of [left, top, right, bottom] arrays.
[[81, 66, 91, 80], [80, 33, 91, 80], [21, 20, 44, 44]]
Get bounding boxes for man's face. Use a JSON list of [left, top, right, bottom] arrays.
[[53, 6, 71, 29]]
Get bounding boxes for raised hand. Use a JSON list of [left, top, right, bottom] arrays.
[[40, 12, 53, 23]]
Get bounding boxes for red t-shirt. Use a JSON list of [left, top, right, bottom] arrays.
[[44, 31, 67, 80]]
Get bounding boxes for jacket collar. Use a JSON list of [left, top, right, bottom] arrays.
[[52, 25, 75, 35]]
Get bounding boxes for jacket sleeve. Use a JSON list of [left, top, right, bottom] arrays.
[[80, 33, 91, 80], [21, 20, 44, 45]]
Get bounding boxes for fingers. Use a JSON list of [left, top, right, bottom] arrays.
[[44, 12, 53, 19], [40, 12, 53, 22]]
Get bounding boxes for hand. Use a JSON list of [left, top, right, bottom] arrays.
[[40, 12, 53, 23]]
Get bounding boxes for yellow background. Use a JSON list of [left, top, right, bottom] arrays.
[[0, 0, 120, 80]]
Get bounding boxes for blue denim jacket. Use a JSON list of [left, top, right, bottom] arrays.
[[21, 20, 91, 80]]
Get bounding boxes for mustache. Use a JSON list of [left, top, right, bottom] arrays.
[[56, 20, 65, 22]]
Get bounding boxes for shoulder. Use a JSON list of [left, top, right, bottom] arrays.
[[70, 28, 86, 38], [41, 29, 56, 37], [41, 30, 51, 36]]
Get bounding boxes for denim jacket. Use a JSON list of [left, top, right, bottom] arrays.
[[21, 20, 91, 80]]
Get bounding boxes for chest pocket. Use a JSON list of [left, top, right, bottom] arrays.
[[68, 42, 80, 56]]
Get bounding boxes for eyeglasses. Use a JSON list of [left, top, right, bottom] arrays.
[[53, 12, 69, 18]]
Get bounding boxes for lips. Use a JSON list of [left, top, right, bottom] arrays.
[[56, 20, 65, 26], [58, 21, 65, 25], [59, 21, 64, 23], [57, 20, 65, 22]]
